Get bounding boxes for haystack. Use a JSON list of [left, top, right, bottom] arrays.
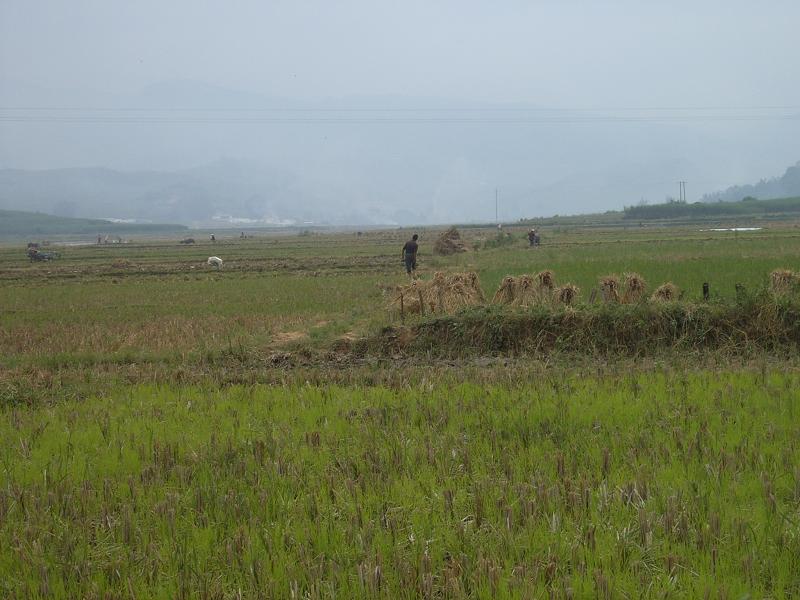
[[651, 283, 679, 302], [446, 271, 486, 302], [492, 271, 561, 306], [388, 271, 484, 315], [492, 276, 518, 305], [433, 227, 468, 256], [599, 276, 620, 303], [536, 270, 555, 291], [622, 272, 647, 304], [555, 284, 580, 305], [770, 269, 798, 294]]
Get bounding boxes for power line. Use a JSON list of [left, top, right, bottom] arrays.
[[1, 104, 799, 112], [1, 115, 798, 125]]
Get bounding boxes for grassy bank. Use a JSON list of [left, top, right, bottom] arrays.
[[380, 294, 800, 358]]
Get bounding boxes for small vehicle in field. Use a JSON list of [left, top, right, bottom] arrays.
[[27, 248, 61, 262]]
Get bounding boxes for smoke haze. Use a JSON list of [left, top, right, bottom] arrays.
[[2, 1, 799, 224]]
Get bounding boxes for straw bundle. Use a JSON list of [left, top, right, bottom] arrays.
[[389, 271, 485, 315], [433, 227, 469, 256], [651, 283, 679, 302], [513, 275, 538, 306], [622, 272, 647, 304], [536, 270, 555, 291], [555, 284, 580, 305], [447, 271, 486, 302], [492, 276, 518, 305], [599, 276, 620, 303], [770, 269, 798, 294], [491, 271, 562, 306]]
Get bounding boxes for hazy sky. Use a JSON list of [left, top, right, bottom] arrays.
[[1, 1, 799, 223], [3, 0, 799, 105]]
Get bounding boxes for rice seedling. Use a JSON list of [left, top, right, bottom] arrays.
[[1, 373, 798, 597]]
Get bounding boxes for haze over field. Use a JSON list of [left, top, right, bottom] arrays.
[[1, 1, 799, 225]]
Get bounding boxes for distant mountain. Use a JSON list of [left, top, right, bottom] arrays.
[[0, 209, 186, 236], [3, 78, 799, 223], [701, 162, 800, 203], [0, 160, 320, 227]]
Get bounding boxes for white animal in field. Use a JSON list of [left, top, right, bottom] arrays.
[[207, 256, 223, 269]]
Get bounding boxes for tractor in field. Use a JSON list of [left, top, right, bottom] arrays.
[[27, 247, 61, 262]]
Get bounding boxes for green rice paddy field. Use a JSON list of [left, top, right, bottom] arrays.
[[2, 224, 800, 597]]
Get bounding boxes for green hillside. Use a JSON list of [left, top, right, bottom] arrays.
[[0, 209, 187, 236], [623, 196, 800, 220]]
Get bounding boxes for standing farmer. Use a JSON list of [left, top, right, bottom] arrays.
[[402, 234, 419, 279]]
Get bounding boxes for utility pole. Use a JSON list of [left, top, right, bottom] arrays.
[[495, 188, 499, 223], [678, 181, 687, 202]]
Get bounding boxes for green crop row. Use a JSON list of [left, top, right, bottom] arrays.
[[2, 372, 799, 598]]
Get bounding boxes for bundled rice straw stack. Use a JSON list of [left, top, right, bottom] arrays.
[[534, 270, 558, 305], [388, 271, 485, 315], [555, 284, 580, 305], [492, 270, 567, 306], [770, 269, 798, 294], [599, 276, 620, 303], [536, 270, 555, 291], [622, 272, 647, 303], [446, 271, 486, 302], [433, 227, 469, 256], [514, 275, 537, 307], [492, 276, 519, 305], [651, 283, 679, 302]]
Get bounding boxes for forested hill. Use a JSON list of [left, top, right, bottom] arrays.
[[702, 162, 800, 203], [0, 209, 186, 236], [623, 196, 800, 220]]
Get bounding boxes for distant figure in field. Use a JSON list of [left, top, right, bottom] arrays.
[[528, 228, 536, 247], [210, 234, 216, 242], [402, 234, 419, 279]]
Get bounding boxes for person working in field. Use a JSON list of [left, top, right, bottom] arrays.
[[402, 234, 419, 279]]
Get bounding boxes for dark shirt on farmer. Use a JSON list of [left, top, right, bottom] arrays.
[[403, 240, 418, 257]]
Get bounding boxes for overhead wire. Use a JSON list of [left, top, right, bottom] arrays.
[[1, 105, 798, 124]]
